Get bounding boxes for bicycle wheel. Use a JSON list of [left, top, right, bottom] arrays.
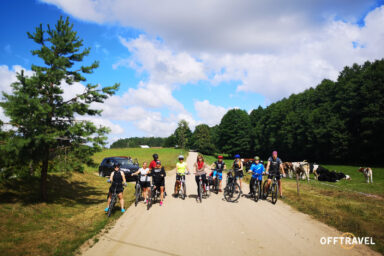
[[135, 184, 141, 206], [223, 184, 234, 202], [107, 195, 116, 217], [182, 183, 186, 200], [198, 182, 202, 203], [147, 189, 152, 210], [271, 183, 278, 204], [253, 183, 258, 202]]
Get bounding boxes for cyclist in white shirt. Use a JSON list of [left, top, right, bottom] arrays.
[[133, 161, 151, 203]]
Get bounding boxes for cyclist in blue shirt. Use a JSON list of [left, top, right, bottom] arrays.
[[248, 156, 265, 195]]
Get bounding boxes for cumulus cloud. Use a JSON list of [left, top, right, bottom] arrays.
[[194, 100, 228, 126], [40, 0, 376, 54], [0, 65, 124, 136]]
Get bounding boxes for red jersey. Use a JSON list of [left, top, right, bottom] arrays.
[[149, 160, 157, 169]]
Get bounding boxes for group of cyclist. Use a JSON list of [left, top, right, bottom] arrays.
[[105, 150, 286, 212]]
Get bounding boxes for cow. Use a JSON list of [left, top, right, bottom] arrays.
[[292, 161, 310, 182], [282, 162, 294, 178], [358, 167, 373, 183], [315, 166, 351, 182]]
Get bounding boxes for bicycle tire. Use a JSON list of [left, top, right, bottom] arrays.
[[135, 184, 141, 206], [147, 189, 152, 210], [198, 182, 202, 203], [107, 195, 116, 217], [182, 183, 186, 200], [253, 183, 258, 202], [271, 183, 278, 204]]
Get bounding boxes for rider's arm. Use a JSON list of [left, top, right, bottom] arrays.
[[280, 163, 285, 175], [161, 167, 166, 177], [132, 169, 140, 176], [266, 161, 270, 174], [121, 171, 127, 184], [110, 172, 115, 182]]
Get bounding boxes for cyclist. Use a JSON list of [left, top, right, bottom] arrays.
[[132, 161, 151, 203], [105, 163, 127, 213], [248, 156, 264, 195], [193, 154, 208, 199], [210, 155, 226, 192], [174, 155, 189, 197], [264, 151, 285, 198], [232, 154, 244, 193], [149, 153, 159, 170], [151, 160, 166, 206]]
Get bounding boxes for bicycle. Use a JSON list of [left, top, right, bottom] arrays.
[[250, 178, 262, 202], [134, 174, 142, 206], [210, 169, 223, 194], [175, 172, 189, 200], [106, 180, 126, 217], [196, 175, 210, 203], [223, 170, 241, 202], [262, 173, 280, 204], [147, 181, 159, 210]]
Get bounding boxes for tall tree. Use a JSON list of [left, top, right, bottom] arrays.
[[218, 109, 252, 156], [192, 124, 215, 154], [0, 17, 119, 200], [174, 120, 192, 149]]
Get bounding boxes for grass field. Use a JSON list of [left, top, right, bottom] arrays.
[[0, 147, 185, 256]]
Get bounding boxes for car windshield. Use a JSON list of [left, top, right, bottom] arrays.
[[115, 159, 133, 166]]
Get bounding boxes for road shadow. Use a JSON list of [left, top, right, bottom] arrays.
[[0, 173, 105, 206]]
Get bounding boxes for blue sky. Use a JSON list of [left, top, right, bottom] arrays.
[[1, 0, 384, 143]]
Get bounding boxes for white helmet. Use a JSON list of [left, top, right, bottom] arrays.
[[178, 155, 184, 160]]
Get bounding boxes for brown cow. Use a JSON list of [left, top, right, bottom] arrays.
[[358, 167, 373, 183], [282, 162, 294, 178]]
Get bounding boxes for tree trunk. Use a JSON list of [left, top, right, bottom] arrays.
[[40, 148, 49, 201]]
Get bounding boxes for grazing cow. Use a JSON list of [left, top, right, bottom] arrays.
[[292, 161, 310, 182], [282, 162, 294, 178], [358, 167, 373, 183], [309, 163, 319, 175]]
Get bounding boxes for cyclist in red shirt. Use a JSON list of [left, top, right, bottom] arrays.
[[149, 153, 158, 169]]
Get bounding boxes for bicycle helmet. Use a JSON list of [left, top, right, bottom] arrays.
[[178, 155, 184, 160], [153, 153, 158, 160], [113, 163, 120, 168], [156, 160, 161, 165], [234, 154, 240, 158], [254, 156, 260, 160], [218, 155, 223, 159]]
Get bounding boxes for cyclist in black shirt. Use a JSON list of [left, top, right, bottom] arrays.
[[105, 164, 127, 213], [264, 151, 285, 198], [151, 160, 166, 206]]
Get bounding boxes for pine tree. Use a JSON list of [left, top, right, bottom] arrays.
[[0, 17, 119, 201]]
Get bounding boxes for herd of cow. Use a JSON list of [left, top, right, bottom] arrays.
[[244, 160, 374, 183]]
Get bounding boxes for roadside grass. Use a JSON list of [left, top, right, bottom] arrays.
[[85, 147, 187, 172], [0, 171, 135, 256], [203, 153, 384, 254], [281, 179, 384, 254], [0, 148, 184, 256]]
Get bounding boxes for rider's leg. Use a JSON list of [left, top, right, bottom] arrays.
[[118, 192, 124, 210], [160, 186, 164, 202], [264, 179, 272, 193], [174, 179, 179, 194], [107, 192, 111, 207], [278, 179, 283, 197], [249, 177, 255, 194]]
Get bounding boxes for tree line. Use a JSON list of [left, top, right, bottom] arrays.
[[110, 137, 166, 148], [167, 59, 384, 165]]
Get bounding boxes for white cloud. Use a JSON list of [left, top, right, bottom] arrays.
[[194, 100, 228, 126]]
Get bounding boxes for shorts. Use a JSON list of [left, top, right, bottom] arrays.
[[235, 170, 244, 178], [176, 174, 186, 181], [268, 173, 281, 180], [140, 181, 150, 188], [213, 171, 223, 180], [154, 179, 165, 187], [109, 185, 123, 194]]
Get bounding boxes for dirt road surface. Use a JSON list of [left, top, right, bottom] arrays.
[[82, 152, 379, 256]]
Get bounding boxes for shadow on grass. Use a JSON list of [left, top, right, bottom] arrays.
[[0, 173, 105, 206]]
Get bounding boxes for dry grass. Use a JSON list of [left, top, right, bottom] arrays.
[[0, 172, 135, 256]]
